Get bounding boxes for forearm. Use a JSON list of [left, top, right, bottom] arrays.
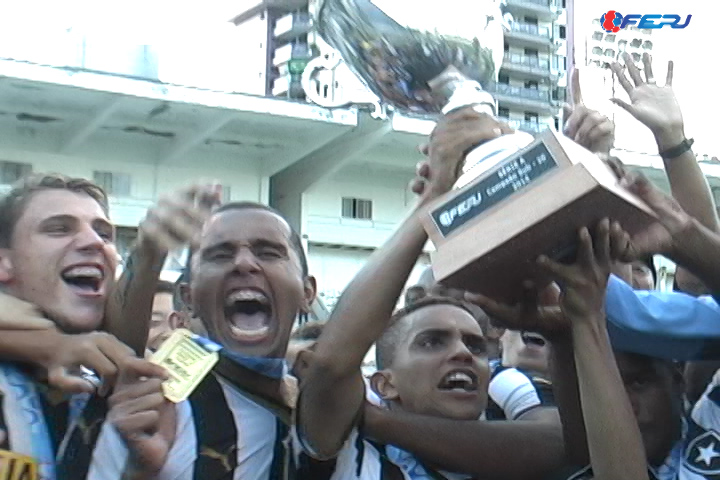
[[658, 130, 719, 293], [657, 131, 717, 231], [105, 243, 167, 356], [549, 335, 588, 464], [0, 327, 62, 372], [668, 217, 720, 294], [365, 408, 564, 479], [572, 320, 649, 480], [300, 201, 430, 457], [312, 201, 431, 376]]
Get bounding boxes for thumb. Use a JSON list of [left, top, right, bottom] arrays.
[[562, 103, 573, 120], [119, 358, 169, 386]]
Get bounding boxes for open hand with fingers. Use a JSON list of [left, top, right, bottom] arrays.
[[537, 219, 631, 324], [138, 184, 222, 254], [108, 357, 174, 479], [610, 53, 685, 150], [563, 69, 615, 155], [619, 171, 692, 258], [465, 282, 569, 340]]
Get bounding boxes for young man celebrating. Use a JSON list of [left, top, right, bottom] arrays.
[[0, 173, 166, 479], [295, 109, 565, 480]]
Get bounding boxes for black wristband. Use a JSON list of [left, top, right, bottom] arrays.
[[659, 137, 694, 160]]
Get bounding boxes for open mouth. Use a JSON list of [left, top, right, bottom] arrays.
[[438, 369, 479, 393], [61, 265, 104, 294], [224, 288, 273, 343], [522, 332, 547, 348]]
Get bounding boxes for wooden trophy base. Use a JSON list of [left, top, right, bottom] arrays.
[[420, 129, 657, 303]]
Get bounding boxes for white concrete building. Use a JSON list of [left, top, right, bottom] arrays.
[[0, 2, 717, 317], [499, 0, 568, 134]]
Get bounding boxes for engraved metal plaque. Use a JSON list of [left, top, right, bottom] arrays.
[[430, 141, 558, 238]]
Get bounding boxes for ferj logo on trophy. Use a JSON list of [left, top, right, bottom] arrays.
[[302, 0, 656, 301]]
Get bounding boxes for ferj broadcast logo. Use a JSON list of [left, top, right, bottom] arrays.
[[600, 11, 691, 32]]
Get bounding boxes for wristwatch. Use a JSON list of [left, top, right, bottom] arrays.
[[659, 137, 694, 160]]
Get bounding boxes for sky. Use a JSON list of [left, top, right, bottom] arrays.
[[573, 0, 716, 156], [0, 0, 713, 154]]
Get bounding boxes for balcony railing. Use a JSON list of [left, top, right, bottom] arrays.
[[507, 0, 554, 7], [491, 83, 552, 103], [503, 53, 551, 70], [498, 117, 551, 134], [508, 22, 551, 38]]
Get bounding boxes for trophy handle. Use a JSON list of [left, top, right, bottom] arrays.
[[301, 53, 387, 119]]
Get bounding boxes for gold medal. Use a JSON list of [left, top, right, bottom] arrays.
[[0, 450, 38, 480], [150, 329, 221, 403]]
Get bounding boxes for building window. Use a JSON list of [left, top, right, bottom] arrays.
[[559, 26, 566, 39], [524, 80, 539, 90], [592, 32, 603, 41], [504, 43, 509, 52], [93, 171, 132, 197], [524, 112, 539, 123], [498, 74, 510, 84], [498, 107, 510, 118], [524, 16, 538, 25], [554, 117, 560, 130], [524, 48, 539, 58], [341, 197, 372, 220], [0, 160, 32, 185]]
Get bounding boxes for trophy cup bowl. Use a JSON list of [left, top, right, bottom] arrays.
[[310, 0, 657, 301]]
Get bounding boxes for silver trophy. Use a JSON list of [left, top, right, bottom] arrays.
[[303, 0, 535, 187]]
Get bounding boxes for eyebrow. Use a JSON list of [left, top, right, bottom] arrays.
[[252, 239, 288, 251]]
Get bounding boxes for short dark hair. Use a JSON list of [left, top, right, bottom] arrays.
[[291, 321, 325, 341], [203, 201, 309, 276], [0, 173, 109, 247], [376, 296, 477, 370]]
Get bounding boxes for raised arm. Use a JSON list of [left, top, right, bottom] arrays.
[[299, 110, 509, 459], [611, 53, 718, 293], [104, 185, 220, 355], [540, 221, 649, 480]]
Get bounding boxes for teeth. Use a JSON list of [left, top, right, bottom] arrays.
[[447, 372, 473, 384], [225, 289, 268, 306], [63, 266, 103, 279]]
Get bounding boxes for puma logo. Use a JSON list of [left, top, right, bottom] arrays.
[[200, 444, 237, 472]]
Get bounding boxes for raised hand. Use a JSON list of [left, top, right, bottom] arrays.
[[619, 171, 691, 258], [465, 282, 569, 340], [537, 221, 617, 322], [563, 68, 615, 155], [138, 184, 222, 254], [108, 357, 174, 479], [424, 109, 513, 197], [610, 53, 684, 149]]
